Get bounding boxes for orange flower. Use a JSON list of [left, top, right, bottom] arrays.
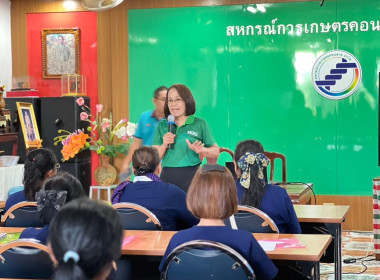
[[60, 130, 89, 161]]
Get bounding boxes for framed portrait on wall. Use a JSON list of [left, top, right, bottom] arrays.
[[16, 102, 41, 149], [41, 28, 80, 79]]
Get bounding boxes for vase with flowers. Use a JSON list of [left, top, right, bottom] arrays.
[[54, 97, 136, 185]]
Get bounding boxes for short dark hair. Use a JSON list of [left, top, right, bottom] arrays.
[[48, 198, 123, 280], [154, 86, 168, 99], [38, 171, 86, 224], [187, 165, 237, 219], [132, 146, 160, 176], [23, 148, 57, 201], [44, 171, 86, 202], [234, 140, 264, 162], [164, 84, 196, 117]]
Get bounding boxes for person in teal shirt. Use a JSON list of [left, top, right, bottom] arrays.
[[121, 86, 167, 179], [153, 84, 219, 192]]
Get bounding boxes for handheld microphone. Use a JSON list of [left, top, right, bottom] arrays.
[[167, 115, 175, 149]]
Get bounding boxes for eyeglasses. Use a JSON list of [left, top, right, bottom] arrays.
[[155, 97, 166, 102], [167, 98, 184, 104], [55, 163, 61, 171]]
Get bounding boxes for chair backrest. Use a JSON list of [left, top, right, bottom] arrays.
[[0, 239, 54, 279], [112, 202, 162, 230], [263, 151, 287, 183], [1, 201, 44, 227], [207, 147, 236, 178], [0, 132, 18, 156], [225, 205, 279, 233], [161, 240, 255, 280]]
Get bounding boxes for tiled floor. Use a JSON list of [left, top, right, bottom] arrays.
[[321, 231, 380, 280]]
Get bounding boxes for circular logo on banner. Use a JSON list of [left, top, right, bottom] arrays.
[[312, 50, 362, 100]]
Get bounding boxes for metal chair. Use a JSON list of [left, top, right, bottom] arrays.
[[263, 151, 287, 183], [225, 205, 279, 233], [0, 239, 54, 279], [207, 147, 236, 178], [1, 201, 44, 227], [160, 240, 255, 280], [112, 202, 163, 230]]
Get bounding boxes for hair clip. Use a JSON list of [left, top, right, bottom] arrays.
[[201, 164, 226, 173], [63, 250, 80, 263]]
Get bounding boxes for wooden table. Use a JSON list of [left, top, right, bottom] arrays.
[[122, 230, 331, 260], [294, 204, 350, 280], [280, 183, 314, 204], [0, 228, 332, 280], [121, 230, 330, 280]]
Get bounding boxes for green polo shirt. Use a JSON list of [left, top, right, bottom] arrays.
[[153, 115, 216, 167]]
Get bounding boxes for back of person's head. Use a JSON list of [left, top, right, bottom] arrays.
[[132, 146, 160, 176], [187, 164, 237, 220], [234, 140, 269, 208], [44, 171, 86, 202], [48, 198, 123, 280], [234, 140, 264, 162], [36, 171, 87, 224], [153, 86, 168, 98], [23, 148, 58, 201]]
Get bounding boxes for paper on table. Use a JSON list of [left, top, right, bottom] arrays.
[[122, 232, 147, 247], [259, 238, 306, 249], [258, 241, 277, 251]]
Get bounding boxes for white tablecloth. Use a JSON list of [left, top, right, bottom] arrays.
[[0, 164, 24, 201]]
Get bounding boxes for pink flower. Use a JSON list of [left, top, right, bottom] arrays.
[[76, 97, 84, 106], [96, 104, 103, 113], [80, 112, 88, 120], [101, 120, 110, 132]]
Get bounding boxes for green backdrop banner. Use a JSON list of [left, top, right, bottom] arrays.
[[129, 0, 380, 196]]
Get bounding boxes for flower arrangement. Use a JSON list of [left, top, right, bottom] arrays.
[[54, 97, 136, 161]]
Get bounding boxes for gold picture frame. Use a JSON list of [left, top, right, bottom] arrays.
[[41, 28, 80, 79], [16, 102, 41, 149]]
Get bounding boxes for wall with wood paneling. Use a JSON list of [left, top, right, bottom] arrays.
[[10, 0, 313, 137], [11, 0, 375, 231]]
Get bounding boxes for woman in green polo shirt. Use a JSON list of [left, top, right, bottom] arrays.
[[153, 84, 219, 192]]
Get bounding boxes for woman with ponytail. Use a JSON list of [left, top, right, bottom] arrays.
[[111, 146, 198, 230], [234, 140, 301, 234], [47, 198, 123, 280], [4, 148, 58, 212]]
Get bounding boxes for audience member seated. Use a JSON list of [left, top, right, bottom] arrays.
[[19, 171, 87, 243], [47, 198, 123, 280], [159, 164, 278, 280], [112, 146, 198, 230], [4, 148, 58, 212], [234, 140, 301, 234]]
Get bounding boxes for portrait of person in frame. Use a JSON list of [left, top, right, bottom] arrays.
[[16, 102, 41, 149], [42, 28, 80, 79]]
